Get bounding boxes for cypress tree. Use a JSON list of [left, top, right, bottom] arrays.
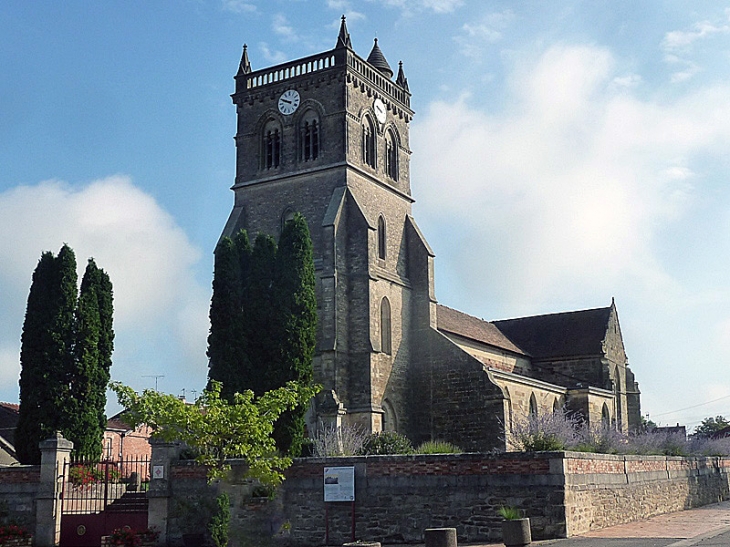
[[16, 245, 78, 464], [271, 214, 317, 455], [207, 236, 245, 401], [67, 259, 114, 460], [246, 233, 279, 397]]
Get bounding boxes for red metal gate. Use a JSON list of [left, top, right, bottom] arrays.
[[60, 457, 150, 547]]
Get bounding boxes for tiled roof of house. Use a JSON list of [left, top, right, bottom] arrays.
[[436, 305, 526, 355], [492, 306, 612, 360], [0, 403, 19, 451], [107, 411, 133, 432]]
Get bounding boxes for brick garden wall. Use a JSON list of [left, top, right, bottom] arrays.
[[164, 451, 730, 547]]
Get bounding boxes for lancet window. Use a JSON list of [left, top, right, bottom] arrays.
[[380, 297, 392, 355], [263, 119, 282, 169], [363, 116, 376, 168], [300, 110, 320, 162], [385, 129, 398, 181]]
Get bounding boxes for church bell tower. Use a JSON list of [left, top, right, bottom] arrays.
[[223, 18, 433, 434]]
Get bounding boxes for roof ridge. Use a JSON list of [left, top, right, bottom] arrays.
[[492, 304, 612, 323]]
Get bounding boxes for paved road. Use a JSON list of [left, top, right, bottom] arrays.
[[385, 500, 730, 547]]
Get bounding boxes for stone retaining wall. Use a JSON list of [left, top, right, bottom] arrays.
[[164, 452, 730, 547]]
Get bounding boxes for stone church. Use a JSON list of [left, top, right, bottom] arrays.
[[221, 18, 641, 451]]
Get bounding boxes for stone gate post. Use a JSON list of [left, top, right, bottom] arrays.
[[36, 432, 73, 547], [148, 439, 182, 545]]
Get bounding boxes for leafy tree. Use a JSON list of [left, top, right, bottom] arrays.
[[111, 380, 316, 484], [16, 245, 78, 464], [694, 415, 730, 438], [16, 247, 113, 463], [272, 213, 317, 455]]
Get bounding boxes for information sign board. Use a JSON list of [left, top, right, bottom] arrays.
[[324, 466, 355, 502]]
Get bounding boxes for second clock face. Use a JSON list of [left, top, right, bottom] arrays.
[[373, 98, 387, 124], [278, 90, 300, 115]]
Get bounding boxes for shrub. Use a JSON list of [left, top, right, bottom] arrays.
[[108, 527, 159, 546], [575, 424, 627, 454], [688, 436, 730, 456], [209, 493, 230, 547], [509, 410, 582, 452], [624, 431, 689, 456], [359, 431, 414, 455], [68, 464, 103, 487], [312, 424, 368, 457], [0, 525, 31, 543], [415, 440, 461, 454]]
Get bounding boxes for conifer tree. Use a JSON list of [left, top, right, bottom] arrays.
[[206, 219, 317, 456], [246, 233, 279, 396], [208, 236, 245, 401], [67, 259, 114, 460], [16, 247, 114, 463], [16, 245, 78, 464], [272, 214, 317, 455]]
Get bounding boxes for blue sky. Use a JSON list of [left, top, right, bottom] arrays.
[[2, 1, 730, 431]]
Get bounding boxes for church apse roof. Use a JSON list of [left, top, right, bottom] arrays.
[[492, 305, 613, 360], [437, 305, 526, 355]]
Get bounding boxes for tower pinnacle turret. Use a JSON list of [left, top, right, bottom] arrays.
[[366, 38, 393, 79]]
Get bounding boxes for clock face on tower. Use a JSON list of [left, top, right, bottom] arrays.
[[278, 89, 300, 115], [373, 98, 387, 124]]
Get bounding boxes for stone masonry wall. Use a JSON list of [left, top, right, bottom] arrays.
[[164, 452, 729, 547], [0, 466, 40, 529], [562, 452, 730, 535]]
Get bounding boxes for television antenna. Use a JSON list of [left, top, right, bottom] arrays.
[[142, 375, 165, 391]]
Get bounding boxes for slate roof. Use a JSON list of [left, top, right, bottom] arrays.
[[436, 305, 526, 355], [492, 306, 612, 360], [366, 38, 393, 78]]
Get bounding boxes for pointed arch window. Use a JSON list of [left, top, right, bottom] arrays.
[[377, 215, 386, 260], [385, 129, 398, 181], [380, 297, 392, 355], [363, 116, 376, 168], [263, 119, 282, 169], [602, 403, 611, 428], [300, 110, 320, 162], [382, 399, 397, 432], [529, 393, 538, 418]]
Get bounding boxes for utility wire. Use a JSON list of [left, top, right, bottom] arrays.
[[651, 393, 730, 418]]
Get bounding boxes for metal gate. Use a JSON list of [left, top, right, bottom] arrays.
[[60, 457, 150, 547]]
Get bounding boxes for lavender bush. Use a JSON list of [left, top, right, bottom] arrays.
[[575, 424, 628, 454], [508, 410, 583, 452], [508, 411, 730, 457], [312, 423, 368, 457]]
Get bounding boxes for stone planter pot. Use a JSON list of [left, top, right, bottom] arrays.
[[502, 518, 531, 547]]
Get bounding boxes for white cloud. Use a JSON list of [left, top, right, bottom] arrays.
[[258, 42, 287, 64], [221, 0, 256, 14], [272, 13, 297, 42], [662, 20, 730, 52], [455, 10, 513, 57], [0, 176, 210, 402], [412, 43, 730, 312], [421, 0, 463, 14], [661, 11, 730, 83], [370, 0, 463, 16]]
